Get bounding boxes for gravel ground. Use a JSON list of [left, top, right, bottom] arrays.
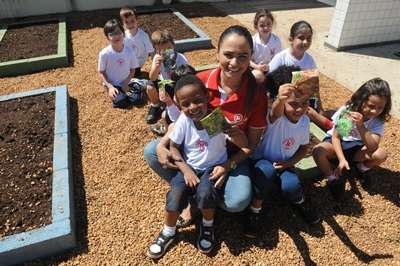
[[0, 3, 399, 265]]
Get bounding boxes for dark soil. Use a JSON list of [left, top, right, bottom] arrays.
[[0, 93, 54, 238], [0, 21, 58, 63], [68, 9, 197, 40]]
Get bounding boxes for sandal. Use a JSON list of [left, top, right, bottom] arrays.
[[176, 215, 194, 229], [150, 123, 167, 136], [147, 229, 177, 259]]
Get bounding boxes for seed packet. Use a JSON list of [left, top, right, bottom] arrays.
[[336, 107, 353, 137], [162, 48, 176, 71], [157, 79, 175, 97], [291, 69, 319, 98], [200, 107, 227, 137]]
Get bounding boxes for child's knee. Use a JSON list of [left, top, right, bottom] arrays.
[[372, 148, 387, 163], [312, 144, 328, 158], [166, 188, 187, 212]]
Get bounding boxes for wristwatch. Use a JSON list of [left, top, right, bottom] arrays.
[[229, 160, 237, 171]]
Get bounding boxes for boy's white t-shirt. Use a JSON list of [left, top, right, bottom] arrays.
[[327, 105, 384, 142], [169, 113, 227, 171], [254, 113, 310, 162], [124, 28, 154, 67], [153, 52, 189, 80], [98, 45, 139, 87], [268, 48, 316, 73], [252, 32, 282, 65]]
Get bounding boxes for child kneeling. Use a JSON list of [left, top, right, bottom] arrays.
[[245, 83, 320, 238], [147, 75, 249, 258]]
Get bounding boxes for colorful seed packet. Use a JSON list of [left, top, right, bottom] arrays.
[[291, 69, 319, 98], [200, 107, 227, 137]]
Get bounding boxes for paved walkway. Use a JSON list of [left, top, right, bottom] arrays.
[[212, 0, 400, 118]]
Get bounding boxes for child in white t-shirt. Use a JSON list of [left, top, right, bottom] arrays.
[[313, 78, 391, 199], [245, 81, 320, 238], [98, 19, 138, 108], [145, 30, 189, 124], [250, 9, 282, 84], [120, 7, 154, 77], [147, 75, 250, 259]]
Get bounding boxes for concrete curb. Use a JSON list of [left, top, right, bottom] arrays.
[[0, 85, 75, 266], [0, 18, 68, 77]]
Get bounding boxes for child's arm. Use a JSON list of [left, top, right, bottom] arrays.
[[99, 71, 119, 99], [149, 53, 163, 81], [332, 130, 350, 176], [307, 107, 333, 131], [349, 111, 380, 152], [170, 141, 200, 188], [269, 84, 295, 123], [273, 144, 308, 170]]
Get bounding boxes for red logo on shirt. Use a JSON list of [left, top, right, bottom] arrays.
[[117, 58, 125, 65], [282, 137, 295, 150], [234, 114, 243, 123], [196, 139, 208, 152]]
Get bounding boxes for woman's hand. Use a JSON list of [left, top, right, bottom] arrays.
[[183, 169, 200, 189], [209, 164, 229, 188], [334, 159, 350, 177], [156, 140, 181, 170]]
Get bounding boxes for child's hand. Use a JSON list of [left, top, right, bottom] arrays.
[[348, 111, 364, 128], [277, 84, 295, 101], [159, 88, 173, 106], [156, 143, 182, 170], [257, 63, 269, 72], [183, 170, 200, 189], [154, 54, 163, 68], [108, 86, 119, 99], [273, 161, 292, 170], [334, 159, 350, 177], [209, 165, 228, 188]]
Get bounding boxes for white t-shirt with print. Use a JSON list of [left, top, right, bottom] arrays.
[[124, 28, 154, 67], [153, 52, 188, 80], [252, 32, 282, 65], [327, 106, 384, 142], [169, 113, 227, 171], [254, 113, 310, 162], [268, 48, 316, 73], [98, 45, 139, 87]]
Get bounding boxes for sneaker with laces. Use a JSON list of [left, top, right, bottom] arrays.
[[292, 201, 320, 224], [147, 229, 177, 259], [146, 105, 162, 124], [243, 211, 261, 238], [197, 223, 215, 254]]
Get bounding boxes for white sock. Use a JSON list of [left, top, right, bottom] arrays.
[[357, 162, 370, 173], [250, 206, 262, 213], [202, 218, 214, 227], [327, 175, 337, 182], [162, 224, 176, 237]]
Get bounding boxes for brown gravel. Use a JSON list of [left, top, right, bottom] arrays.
[[0, 2, 399, 265]]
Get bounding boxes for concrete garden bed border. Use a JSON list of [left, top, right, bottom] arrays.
[[0, 85, 75, 266], [295, 122, 328, 179], [0, 18, 68, 77]]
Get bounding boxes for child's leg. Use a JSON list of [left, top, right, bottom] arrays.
[[353, 146, 387, 170], [252, 69, 266, 84], [312, 141, 338, 180], [146, 83, 163, 124], [146, 83, 160, 105]]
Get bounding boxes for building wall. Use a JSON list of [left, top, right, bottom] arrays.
[[327, 0, 400, 49]]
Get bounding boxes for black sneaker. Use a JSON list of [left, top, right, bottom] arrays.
[[146, 105, 162, 124], [292, 201, 320, 224], [147, 229, 177, 259], [243, 211, 261, 238], [328, 176, 346, 200], [197, 223, 215, 254]]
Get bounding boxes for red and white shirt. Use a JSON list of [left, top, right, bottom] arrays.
[[197, 68, 267, 132]]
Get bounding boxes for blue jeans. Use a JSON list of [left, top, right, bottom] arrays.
[[166, 169, 218, 212], [144, 139, 252, 212], [112, 86, 130, 109], [253, 159, 303, 203]]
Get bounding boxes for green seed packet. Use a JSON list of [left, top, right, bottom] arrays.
[[291, 69, 319, 98], [336, 107, 353, 137], [200, 107, 226, 137]]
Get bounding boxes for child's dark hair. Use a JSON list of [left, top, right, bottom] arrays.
[[103, 19, 124, 37], [120, 7, 137, 20], [174, 75, 208, 99], [218, 25, 255, 116], [265, 65, 301, 99], [253, 9, 274, 28], [171, 64, 196, 82], [347, 78, 392, 121], [290, 20, 313, 38]]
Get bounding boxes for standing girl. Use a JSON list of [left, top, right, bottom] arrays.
[[250, 9, 282, 84], [313, 78, 391, 199]]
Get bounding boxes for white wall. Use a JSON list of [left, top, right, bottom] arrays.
[[327, 0, 400, 49]]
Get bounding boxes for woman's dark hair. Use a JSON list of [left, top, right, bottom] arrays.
[[290, 20, 313, 38], [175, 74, 208, 99], [217, 25, 256, 117], [253, 9, 274, 28], [103, 19, 124, 37], [265, 65, 301, 99], [347, 78, 392, 121]]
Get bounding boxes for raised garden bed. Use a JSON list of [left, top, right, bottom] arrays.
[[295, 122, 327, 179], [0, 86, 75, 266], [0, 18, 68, 77]]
